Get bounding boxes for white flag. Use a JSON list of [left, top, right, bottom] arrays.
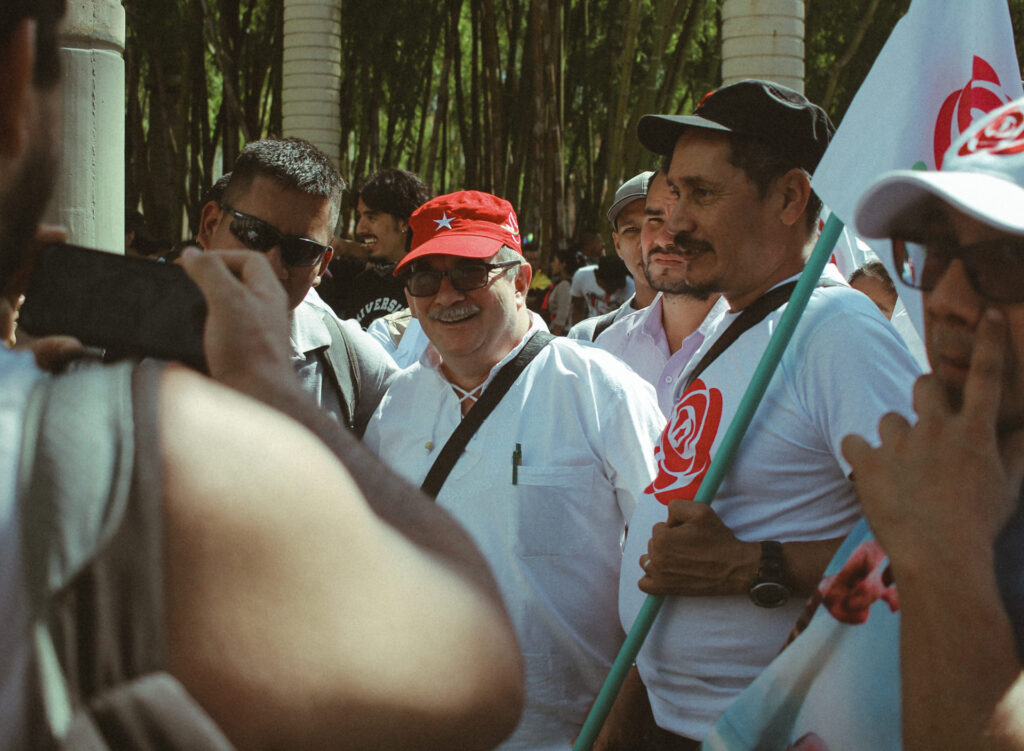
[[812, 0, 1023, 356]]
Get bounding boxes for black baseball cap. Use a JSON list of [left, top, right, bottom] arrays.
[[637, 79, 835, 174]]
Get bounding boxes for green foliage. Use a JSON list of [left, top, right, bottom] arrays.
[[124, 0, 1022, 255]]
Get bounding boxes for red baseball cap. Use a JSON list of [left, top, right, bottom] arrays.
[[395, 190, 522, 274]]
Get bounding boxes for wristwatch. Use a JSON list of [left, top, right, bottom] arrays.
[[748, 540, 791, 608]]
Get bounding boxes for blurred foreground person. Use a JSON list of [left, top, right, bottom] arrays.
[[0, 2, 523, 748]]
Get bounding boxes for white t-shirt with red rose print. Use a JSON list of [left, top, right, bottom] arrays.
[[619, 280, 921, 741]]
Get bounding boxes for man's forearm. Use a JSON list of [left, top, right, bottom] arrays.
[[781, 537, 846, 596], [591, 666, 657, 751], [641, 499, 845, 597]]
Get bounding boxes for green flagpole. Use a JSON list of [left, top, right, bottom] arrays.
[[572, 213, 846, 751]]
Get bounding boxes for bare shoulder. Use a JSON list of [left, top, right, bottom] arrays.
[[154, 365, 523, 749]]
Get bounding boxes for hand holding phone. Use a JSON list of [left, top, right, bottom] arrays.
[[18, 243, 208, 371]]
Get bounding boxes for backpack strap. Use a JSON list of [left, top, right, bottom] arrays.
[[316, 311, 361, 434], [681, 281, 797, 394], [18, 360, 234, 749], [420, 330, 555, 499], [381, 308, 413, 349], [682, 277, 844, 394], [590, 307, 622, 341]]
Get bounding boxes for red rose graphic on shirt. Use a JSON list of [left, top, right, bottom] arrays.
[[818, 539, 899, 625], [645, 378, 723, 505]]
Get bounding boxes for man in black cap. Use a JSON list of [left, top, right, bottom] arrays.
[[602, 80, 921, 748]]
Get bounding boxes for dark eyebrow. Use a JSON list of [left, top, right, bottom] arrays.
[[680, 175, 717, 189], [644, 206, 665, 217]]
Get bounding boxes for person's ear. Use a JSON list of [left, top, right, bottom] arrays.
[[775, 168, 812, 228], [196, 201, 222, 249], [0, 20, 37, 160], [515, 258, 532, 297], [312, 247, 333, 287]]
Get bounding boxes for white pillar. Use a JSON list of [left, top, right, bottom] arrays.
[[282, 0, 342, 165], [47, 0, 125, 253], [721, 0, 805, 93]]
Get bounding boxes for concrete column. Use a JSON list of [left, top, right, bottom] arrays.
[[721, 0, 805, 93], [47, 0, 125, 253], [282, 0, 342, 165]]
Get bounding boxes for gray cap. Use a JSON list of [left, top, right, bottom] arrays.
[[607, 171, 654, 228]]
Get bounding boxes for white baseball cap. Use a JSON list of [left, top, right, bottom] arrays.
[[856, 95, 1024, 239]]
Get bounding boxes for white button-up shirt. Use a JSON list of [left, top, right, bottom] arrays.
[[364, 314, 665, 750], [594, 294, 729, 416]]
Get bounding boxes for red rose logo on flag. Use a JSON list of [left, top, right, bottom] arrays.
[[958, 104, 1024, 158], [645, 378, 722, 505], [818, 539, 899, 625], [934, 56, 1012, 168]]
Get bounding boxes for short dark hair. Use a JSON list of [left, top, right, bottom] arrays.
[[356, 169, 430, 253], [203, 171, 233, 208], [224, 138, 345, 231], [725, 134, 823, 235], [0, 0, 65, 89], [554, 248, 584, 277], [192, 172, 233, 236], [849, 260, 897, 296], [594, 254, 628, 292], [357, 169, 431, 222]]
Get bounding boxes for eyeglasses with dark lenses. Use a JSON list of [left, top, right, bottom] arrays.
[[892, 236, 1024, 303], [404, 260, 522, 297], [222, 206, 330, 267]]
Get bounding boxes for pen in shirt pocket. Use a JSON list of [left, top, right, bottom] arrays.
[[512, 443, 522, 485]]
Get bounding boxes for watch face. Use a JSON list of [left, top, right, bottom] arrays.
[[750, 581, 790, 608]]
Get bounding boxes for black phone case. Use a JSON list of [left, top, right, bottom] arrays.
[[18, 243, 208, 371]]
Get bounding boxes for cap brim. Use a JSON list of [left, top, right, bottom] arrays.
[[394, 233, 508, 274], [855, 170, 1024, 239], [607, 193, 646, 226], [637, 114, 731, 156]]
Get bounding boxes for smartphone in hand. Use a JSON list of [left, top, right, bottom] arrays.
[[18, 243, 208, 371]]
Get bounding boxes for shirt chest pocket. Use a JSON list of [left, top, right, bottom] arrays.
[[513, 465, 604, 557]]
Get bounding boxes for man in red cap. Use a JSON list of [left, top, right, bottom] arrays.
[[363, 190, 667, 751]]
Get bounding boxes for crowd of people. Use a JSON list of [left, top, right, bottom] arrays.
[[4, 1, 1024, 749]]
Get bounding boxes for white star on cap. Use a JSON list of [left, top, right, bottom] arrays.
[[433, 213, 455, 231]]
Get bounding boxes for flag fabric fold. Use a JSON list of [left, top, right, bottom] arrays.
[[812, 0, 1023, 341]]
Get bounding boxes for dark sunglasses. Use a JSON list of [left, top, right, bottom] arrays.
[[404, 260, 521, 297], [892, 236, 1024, 303], [222, 205, 330, 267]]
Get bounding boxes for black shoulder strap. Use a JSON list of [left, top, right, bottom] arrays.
[[590, 307, 621, 341], [682, 280, 798, 394], [420, 330, 555, 499], [317, 311, 360, 433]]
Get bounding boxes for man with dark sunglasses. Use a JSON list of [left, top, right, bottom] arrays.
[[197, 138, 396, 436], [0, 4, 524, 748], [698, 96, 1024, 750], [363, 190, 667, 750]]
